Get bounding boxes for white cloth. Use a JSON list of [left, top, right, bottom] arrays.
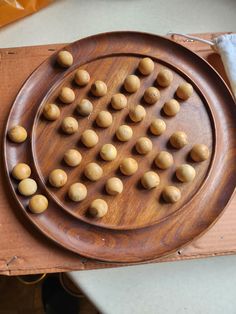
[[213, 34, 236, 100], [168, 33, 236, 101]]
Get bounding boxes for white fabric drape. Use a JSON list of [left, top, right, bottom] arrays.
[[168, 33, 236, 101]]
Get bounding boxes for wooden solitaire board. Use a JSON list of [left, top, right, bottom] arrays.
[[0, 34, 235, 274]]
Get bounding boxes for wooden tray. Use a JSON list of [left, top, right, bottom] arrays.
[[4, 32, 236, 263]]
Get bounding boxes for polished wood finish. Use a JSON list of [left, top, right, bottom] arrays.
[[3, 32, 236, 263]]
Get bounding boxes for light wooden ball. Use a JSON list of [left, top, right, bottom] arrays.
[[64, 149, 82, 167], [124, 75, 140, 93], [81, 129, 99, 148], [18, 178, 37, 196], [84, 162, 103, 181], [100, 144, 117, 161], [49, 169, 67, 188], [136, 137, 153, 155], [190, 144, 210, 162], [120, 157, 138, 176], [76, 99, 93, 116], [43, 103, 60, 121], [141, 171, 160, 190], [129, 105, 146, 122], [162, 186, 181, 203], [59, 87, 75, 104], [12, 163, 31, 180], [176, 83, 193, 100], [106, 177, 123, 195], [8, 125, 27, 143], [29, 194, 48, 214], [57, 50, 73, 68], [96, 111, 113, 128], [61, 117, 78, 134], [138, 57, 154, 75], [150, 119, 166, 136], [176, 164, 196, 182], [91, 80, 107, 97], [74, 69, 90, 86], [156, 69, 173, 87], [116, 125, 133, 142], [88, 199, 108, 218], [163, 99, 180, 116], [111, 93, 127, 110], [144, 87, 160, 105], [170, 131, 188, 149], [155, 151, 174, 169], [68, 183, 87, 202]]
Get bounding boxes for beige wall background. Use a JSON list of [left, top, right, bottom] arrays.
[[0, 0, 235, 48]]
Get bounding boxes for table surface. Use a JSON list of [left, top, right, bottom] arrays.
[[1, 0, 236, 313], [69, 255, 236, 314]]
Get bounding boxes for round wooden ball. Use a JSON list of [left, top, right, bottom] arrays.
[[135, 137, 153, 155], [96, 111, 113, 128], [156, 69, 173, 87], [116, 125, 133, 142], [106, 177, 123, 195], [144, 87, 160, 105], [176, 83, 193, 100], [162, 186, 181, 203], [81, 129, 99, 148], [64, 149, 82, 167], [61, 117, 78, 134], [29, 194, 48, 214], [49, 169, 67, 188], [88, 199, 108, 218], [111, 93, 127, 110], [155, 151, 174, 169], [176, 164, 196, 182], [43, 103, 60, 121], [129, 105, 146, 122], [120, 157, 138, 176], [76, 99, 93, 116], [124, 75, 140, 93], [170, 131, 188, 149], [57, 50, 73, 68], [74, 69, 90, 86], [100, 144, 117, 161], [12, 163, 31, 180], [68, 183, 87, 202], [138, 57, 154, 75], [84, 163, 103, 181], [91, 80, 107, 97], [163, 99, 180, 116], [190, 144, 210, 162], [141, 171, 160, 190], [8, 125, 27, 143], [150, 119, 166, 136], [59, 87, 75, 104], [18, 178, 37, 196]]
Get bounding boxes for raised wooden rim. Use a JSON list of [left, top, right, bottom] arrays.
[[31, 53, 216, 230]]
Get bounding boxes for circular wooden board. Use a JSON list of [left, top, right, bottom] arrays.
[[4, 32, 236, 262]]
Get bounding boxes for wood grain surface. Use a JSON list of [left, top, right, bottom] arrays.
[[3, 32, 236, 263], [0, 32, 236, 275], [34, 54, 213, 230]]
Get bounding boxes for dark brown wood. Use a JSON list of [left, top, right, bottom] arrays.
[[33, 55, 213, 231], [3, 32, 236, 263]]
